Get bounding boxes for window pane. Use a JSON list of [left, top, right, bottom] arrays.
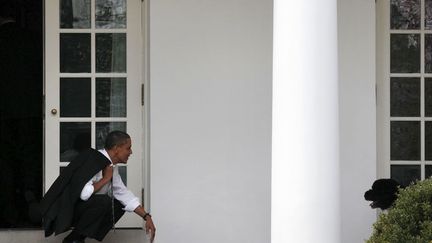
[[391, 121, 421, 160], [391, 165, 420, 187], [426, 165, 432, 179], [60, 122, 91, 162], [96, 78, 127, 117], [391, 0, 420, 30], [96, 33, 126, 73], [118, 166, 127, 186], [425, 35, 432, 73], [60, 78, 91, 117], [60, 0, 91, 29], [391, 34, 420, 73], [425, 79, 432, 116], [426, 122, 432, 160], [95, 0, 126, 29], [391, 77, 420, 117], [60, 33, 91, 73], [426, 0, 432, 29], [95, 122, 127, 149]]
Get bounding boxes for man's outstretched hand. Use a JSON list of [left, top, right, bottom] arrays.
[[134, 206, 156, 242], [145, 216, 156, 242]]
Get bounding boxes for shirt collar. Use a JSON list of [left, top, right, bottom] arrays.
[[98, 149, 113, 164]]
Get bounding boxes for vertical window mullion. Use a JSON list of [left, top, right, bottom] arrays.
[[422, 0, 426, 180]]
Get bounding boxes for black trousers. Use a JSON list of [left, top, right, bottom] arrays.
[[72, 194, 125, 241]]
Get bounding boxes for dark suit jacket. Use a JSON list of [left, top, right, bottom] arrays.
[[40, 149, 110, 237]]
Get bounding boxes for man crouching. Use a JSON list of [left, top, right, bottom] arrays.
[[40, 131, 156, 243]]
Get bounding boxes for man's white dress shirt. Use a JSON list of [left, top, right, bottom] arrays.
[[80, 149, 140, 212]]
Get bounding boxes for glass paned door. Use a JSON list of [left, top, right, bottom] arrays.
[[45, 0, 143, 227]]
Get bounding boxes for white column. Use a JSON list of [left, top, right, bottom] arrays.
[[272, 1, 340, 243]]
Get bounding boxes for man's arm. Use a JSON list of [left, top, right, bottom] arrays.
[[134, 205, 156, 242], [92, 165, 113, 192], [110, 169, 156, 242], [80, 165, 113, 201]]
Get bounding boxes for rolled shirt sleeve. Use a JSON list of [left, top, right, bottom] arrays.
[[112, 166, 140, 212], [80, 179, 95, 201]]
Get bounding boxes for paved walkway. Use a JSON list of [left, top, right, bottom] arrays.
[[0, 229, 151, 243]]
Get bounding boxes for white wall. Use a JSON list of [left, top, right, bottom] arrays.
[[149, 0, 273, 242], [338, 0, 377, 242]]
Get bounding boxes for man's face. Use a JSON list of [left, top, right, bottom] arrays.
[[114, 138, 132, 164]]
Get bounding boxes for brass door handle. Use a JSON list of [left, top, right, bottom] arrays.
[[51, 109, 58, 115]]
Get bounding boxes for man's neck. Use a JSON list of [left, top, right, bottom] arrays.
[[106, 149, 119, 164]]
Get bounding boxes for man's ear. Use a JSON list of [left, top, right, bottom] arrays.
[[112, 145, 119, 154]]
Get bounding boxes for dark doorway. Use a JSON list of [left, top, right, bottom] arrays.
[[0, 0, 43, 228]]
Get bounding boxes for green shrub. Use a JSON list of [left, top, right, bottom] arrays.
[[367, 178, 432, 243]]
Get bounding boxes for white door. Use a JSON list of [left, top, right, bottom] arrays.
[[45, 0, 144, 227]]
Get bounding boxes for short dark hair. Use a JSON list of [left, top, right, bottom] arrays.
[[104, 131, 130, 150]]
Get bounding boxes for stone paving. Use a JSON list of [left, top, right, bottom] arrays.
[[0, 229, 151, 243]]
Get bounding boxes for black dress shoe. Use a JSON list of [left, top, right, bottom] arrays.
[[63, 230, 86, 243]]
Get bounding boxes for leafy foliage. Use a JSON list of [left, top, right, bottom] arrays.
[[367, 179, 432, 243]]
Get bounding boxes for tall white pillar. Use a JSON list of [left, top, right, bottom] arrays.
[[272, 1, 340, 243]]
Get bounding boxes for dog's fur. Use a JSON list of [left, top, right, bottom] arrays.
[[364, 179, 400, 210]]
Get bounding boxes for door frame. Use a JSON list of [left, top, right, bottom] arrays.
[[43, 0, 149, 228]]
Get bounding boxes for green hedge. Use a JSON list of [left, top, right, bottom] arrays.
[[368, 178, 432, 243]]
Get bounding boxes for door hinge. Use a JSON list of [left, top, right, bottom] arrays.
[[141, 84, 144, 106]]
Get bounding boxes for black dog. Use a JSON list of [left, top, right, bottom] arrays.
[[364, 179, 400, 210]]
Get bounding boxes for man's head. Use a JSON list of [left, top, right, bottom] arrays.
[[104, 131, 132, 164]]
